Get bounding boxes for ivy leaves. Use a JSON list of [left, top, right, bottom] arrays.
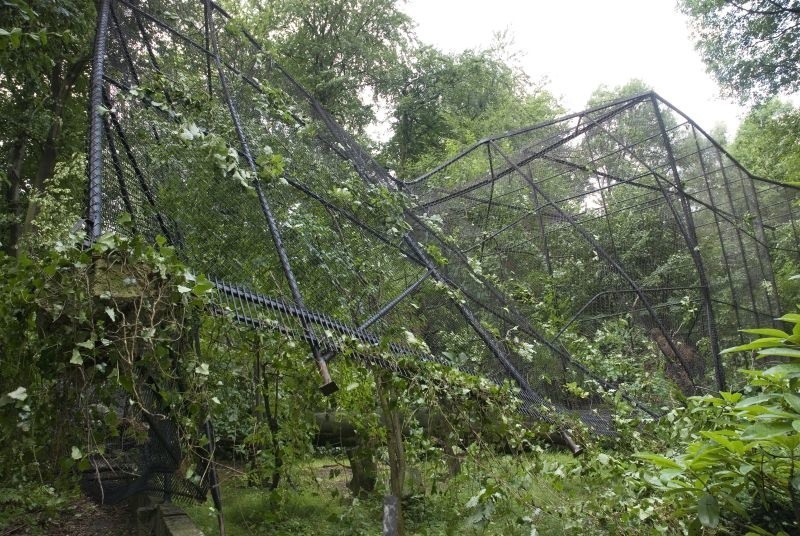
[[255, 145, 286, 185], [5, 387, 28, 402], [0, 227, 228, 500], [178, 122, 255, 191]]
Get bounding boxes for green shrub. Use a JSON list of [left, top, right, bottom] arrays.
[[637, 310, 800, 535]]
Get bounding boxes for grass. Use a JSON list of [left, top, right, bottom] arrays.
[[184, 450, 596, 536]]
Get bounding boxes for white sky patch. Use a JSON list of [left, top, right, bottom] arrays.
[[403, 0, 747, 137]]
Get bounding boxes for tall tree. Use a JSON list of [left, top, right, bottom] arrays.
[[586, 79, 652, 107], [730, 99, 800, 304], [679, 0, 800, 102], [385, 41, 560, 178], [244, 0, 413, 133], [730, 98, 800, 184], [0, 0, 94, 255]]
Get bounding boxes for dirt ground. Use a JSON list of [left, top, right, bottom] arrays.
[[1, 497, 131, 536]]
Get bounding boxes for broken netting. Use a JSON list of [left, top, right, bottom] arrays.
[[87, 0, 800, 504]]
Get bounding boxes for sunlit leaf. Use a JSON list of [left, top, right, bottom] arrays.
[[697, 493, 719, 528], [741, 422, 794, 439], [634, 453, 684, 470], [740, 328, 789, 338], [784, 394, 800, 414], [70, 349, 83, 365], [721, 337, 784, 353], [758, 347, 800, 359], [7, 387, 27, 401]]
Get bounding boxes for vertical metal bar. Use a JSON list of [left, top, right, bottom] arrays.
[[102, 117, 138, 233], [479, 142, 497, 261], [228, 282, 241, 320], [204, 1, 335, 392], [110, 5, 140, 85], [527, 162, 553, 276], [88, 0, 112, 240], [403, 235, 544, 404], [597, 184, 618, 256], [132, 8, 176, 111], [692, 127, 744, 343], [583, 131, 620, 258], [104, 92, 174, 243], [742, 177, 780, 315], [110, 6, 163, 143], [784, 189, 800, 248], [714, 156, 762, 323], [653, 92, 800, 318], [243, 285, 259, 330], [203, 0, 213, 96], [650, 96, 724, 390], [578, 104, 718, 388], [134, 11, 163, 75], [234, 283, 247, 324]]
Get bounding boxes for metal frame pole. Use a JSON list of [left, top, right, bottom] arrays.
[[88, 0, 113, 240], [691, 126, 744, 344], [741, 176, 780, 315], [203, 0, 336, 393], [650, 96, 724, 390], [488, 140, 699, 390]]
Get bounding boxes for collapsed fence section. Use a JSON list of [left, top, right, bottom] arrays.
[[86, 1, 800, 508]]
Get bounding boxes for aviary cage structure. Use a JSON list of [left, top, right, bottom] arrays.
[[86, 0, 800, 504]]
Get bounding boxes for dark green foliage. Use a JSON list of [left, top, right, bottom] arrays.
[[731, 99, 800, 306], [0, 0, 95, 255], [680, 0, 800, 102], [731, 99, 800, 185], [636, 312, 800, 534], [385, 41, 561, 178], [244, 0, 413, 132]]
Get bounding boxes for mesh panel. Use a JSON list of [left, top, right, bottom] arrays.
[[87, 0, 800, 499], [82, 382, 207, 505]]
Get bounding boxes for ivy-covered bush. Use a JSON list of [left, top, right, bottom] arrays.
[[0, 229, 219, 527]]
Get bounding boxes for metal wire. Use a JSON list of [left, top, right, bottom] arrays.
[[87, 0, 800, 502]]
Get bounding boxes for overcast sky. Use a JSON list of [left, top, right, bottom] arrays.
[[403, 0, 746, 136]]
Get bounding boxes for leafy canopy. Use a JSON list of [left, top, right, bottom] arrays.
[[680, 0, 800, 102]]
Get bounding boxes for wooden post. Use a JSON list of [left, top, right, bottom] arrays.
[[382, 495, 400, 536]]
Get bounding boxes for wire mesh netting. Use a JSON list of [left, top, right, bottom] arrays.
[[81, 380, 209, 505], [402, 93, 798, 400], [87, 0, 800, 504]]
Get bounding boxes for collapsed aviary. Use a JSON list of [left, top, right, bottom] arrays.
[[85, 0, 800, 504]]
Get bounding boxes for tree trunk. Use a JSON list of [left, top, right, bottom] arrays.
[[17, 56, 89, 251], [253, 348, 282, 490], [376, 370, 405, 535], [345, 442, 377, 496], [262, 372, 282, 490], [3, 134, 26, 256]]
